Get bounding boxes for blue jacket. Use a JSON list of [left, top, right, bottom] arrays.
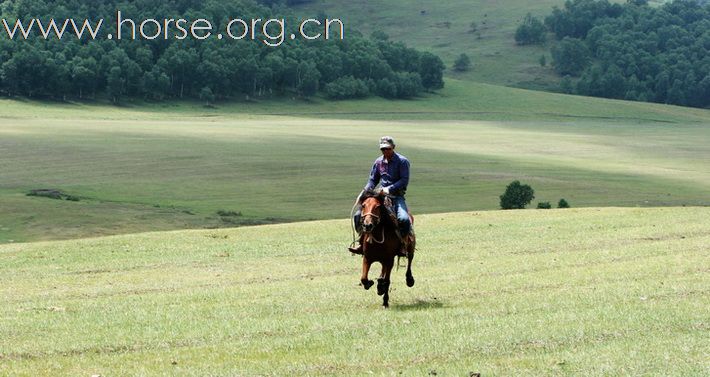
[[364, 152, 410, 196]]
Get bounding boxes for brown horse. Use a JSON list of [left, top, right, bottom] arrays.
[[358, 193, 415, 308]]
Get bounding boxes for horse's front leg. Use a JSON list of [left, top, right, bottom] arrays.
[[378, 261, 393, 308], [360, 257, 374, 290], [376, 259, 393, 300]]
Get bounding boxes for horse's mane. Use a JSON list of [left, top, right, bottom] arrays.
[[361, 189, 381, 199], [360, 191, 396, 227]]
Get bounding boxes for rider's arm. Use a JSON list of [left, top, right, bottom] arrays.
[[364, 161, 381, 191], [387, 158, 409, 193]]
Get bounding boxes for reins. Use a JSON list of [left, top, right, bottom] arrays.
[[349, 190, 364, 247], [358, 194, 387, 245], [368, 223, 386, 244], [362, 201, 387, 245]]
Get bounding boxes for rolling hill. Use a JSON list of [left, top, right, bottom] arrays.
[[1, 207, 707, 375], [292, 0, 679, 90], [1, 81, 709, 243]]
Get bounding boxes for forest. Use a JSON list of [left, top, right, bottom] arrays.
[[519, 0, 710, 108], [0, 0, 445, 102]]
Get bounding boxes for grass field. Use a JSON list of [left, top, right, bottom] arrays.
[[1, 207, 708, 375], [1, 2, 705, 375], [294, 0, 562, 89], [2, 80, 709, 243], [294, 1, 675, 90]]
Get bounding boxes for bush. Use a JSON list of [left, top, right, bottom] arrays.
[[26, 189, 79, 201], [323, 76, 370, 100], [453, 53, 472, 72], [551, 37, 590, 76], [499, 181, 535, 210], [393, 72, 423, 99], [558, 199, 570, 208], [537, 202, 552, 209], [217, 210, 242, 217], [515, 13, 547, 45], [376, 78, 398, 98], [199, 86, 215, 106], [560, 75, 574, 94]]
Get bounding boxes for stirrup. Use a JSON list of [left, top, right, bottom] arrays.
[[348, 242, 363, 255]]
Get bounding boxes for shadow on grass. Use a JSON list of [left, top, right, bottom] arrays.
[[391, 299, 445, 311]]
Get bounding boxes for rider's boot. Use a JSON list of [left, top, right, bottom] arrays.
[[348, 243, 363, 255], [348, 234, 364, 255]]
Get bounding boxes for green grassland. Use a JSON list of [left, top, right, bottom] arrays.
[[3, 79, 709, 123], [1, 80, 709, 243], [294, 0, 674, 90], [1, 207, 707, 375], [295, 0, 562, 88]]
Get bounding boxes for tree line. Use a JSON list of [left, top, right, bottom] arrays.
[[516, 0, 710, 108], [0, 0, 445, 103]]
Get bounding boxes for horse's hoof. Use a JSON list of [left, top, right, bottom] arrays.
[[377, 278, 389, 296], [361, 280, 374, 290], [406, 275, 415, 287]]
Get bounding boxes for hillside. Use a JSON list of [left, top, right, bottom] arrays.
[[1, 207, 708, 375], [1, 82, 709, 243], [294, 0, 562, 88], [293, 0, 684, 92]]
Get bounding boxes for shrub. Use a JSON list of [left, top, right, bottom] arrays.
[[26, 189, 79, 201], [453, 53, 472, 72], [376, 78, 398, 98], [537, 202, 552, 209], [551, 37, 590, 76], [500, 180, 535, 209], [217, 210, 242, 217], [560, 75, 574, 94], [323, 76, 370, 100], [558, 199, 570, 208], [199, 86, 215, 106], [515, 13, 547, 45], [393, 72, 423, 98], [27, 189, 63, 200]]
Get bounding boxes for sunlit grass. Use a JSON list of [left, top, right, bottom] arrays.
[[1, 207, 707, 375], [1, 88, 709, 243]]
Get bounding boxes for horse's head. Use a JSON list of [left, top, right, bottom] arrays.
[[360, 196, 382, 233]]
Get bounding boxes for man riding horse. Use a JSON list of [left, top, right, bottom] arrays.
[[349, 136, 414, 256]]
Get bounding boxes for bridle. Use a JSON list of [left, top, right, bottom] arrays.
[[361, 198, 385, 244]]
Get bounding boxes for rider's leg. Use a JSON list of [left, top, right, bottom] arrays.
[[394, 197, 411, 254], [394, 197, 411, 235], [353, 207, 362, 233], [348, 207, 364, 254]]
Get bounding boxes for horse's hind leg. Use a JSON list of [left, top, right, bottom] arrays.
[[378, 273, 391, 307], [360, 258, 374, 290], [376, 277, 388, 296], [377, 277, 390, 308], [406, 252, 415, 288]]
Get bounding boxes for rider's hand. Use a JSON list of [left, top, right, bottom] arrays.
[[382, 186, 390, 195]]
